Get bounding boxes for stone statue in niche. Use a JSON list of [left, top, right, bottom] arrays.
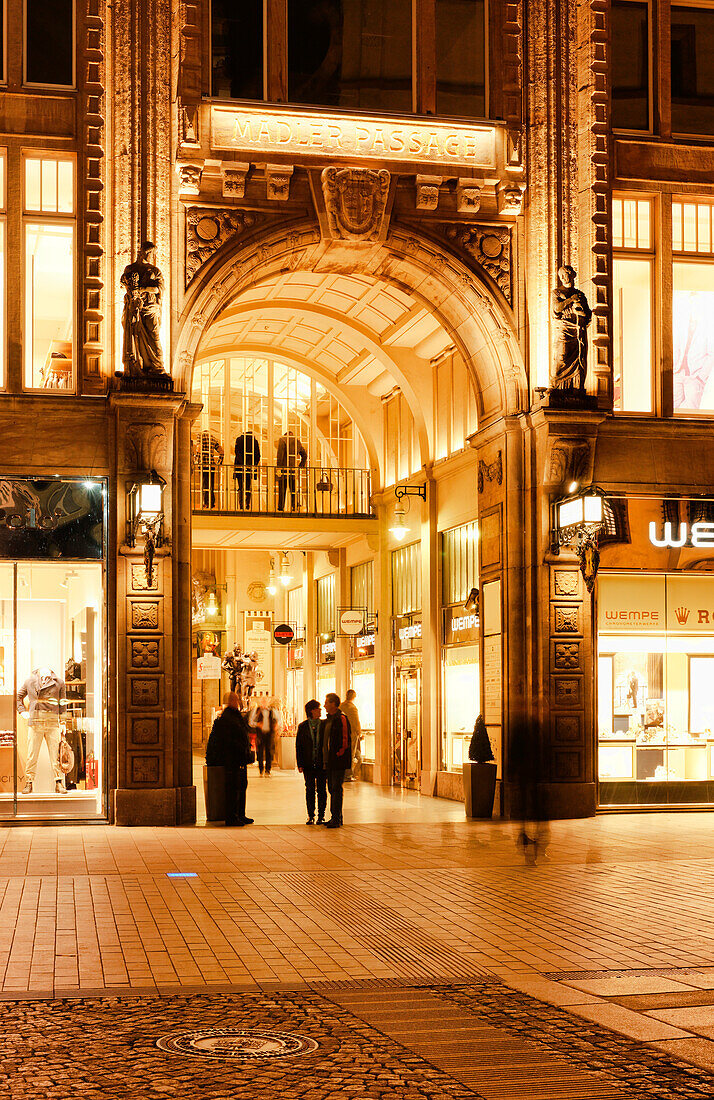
[[120, 242, 166, 378], [551, 266, 592, 391]]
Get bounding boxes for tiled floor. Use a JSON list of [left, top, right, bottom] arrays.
[[2, 786, 714, 1093]]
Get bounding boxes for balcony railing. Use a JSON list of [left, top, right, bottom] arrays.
[[191, 463, 374, 517]]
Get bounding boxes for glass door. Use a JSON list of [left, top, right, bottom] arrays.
[[394, 661, 421, 789], [0, 564, 16, 819]]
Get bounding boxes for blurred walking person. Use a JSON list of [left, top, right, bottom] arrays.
[[341, 688, 362, 781], [509, 704, 550, 864], [249, 694, 278, 776], [321, 693, 351, 829], [296, 700, 327, 825]]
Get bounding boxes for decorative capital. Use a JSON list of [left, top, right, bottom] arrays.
[[266, 164, 294, 201], [176, 160, 203, 198], [221, 161, 250, 199], [456, 178, 482, 214], [497, 181, 525, 216], [416, 175, 442, 211]]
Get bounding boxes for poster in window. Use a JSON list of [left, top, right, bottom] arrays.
[[673, 289, 714, 411]]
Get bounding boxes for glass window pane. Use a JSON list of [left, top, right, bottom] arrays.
[[612, 1, 649, 130], [288, 0, 413, 112], [435, 0, 485, 118], [41, 161, 57, 214], [25, 222, 74, 390], [673, 261, 714, 412], [25, 0, 73, 86], [0, 153, 4, 210], [671, 5, 714, 135], [211, 0, 263, 99], [25, 159, 41, 211], [57, 160, 73, 214], [613, 257, 652, 412], [0, 220, 4, 388]]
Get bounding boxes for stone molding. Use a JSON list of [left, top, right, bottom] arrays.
[[185, 206, 269, 285], [430, 223, 512, 303]]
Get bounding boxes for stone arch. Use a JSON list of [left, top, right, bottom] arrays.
[[174, 219, 527, 429]]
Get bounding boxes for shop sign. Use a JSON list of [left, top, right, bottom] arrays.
[[273, 623, 294, 645], [393, 617, 422, 651], [354, 632, 375, 657], [339, 608, 365, 635], [443, 607, 480, 645], [399, 622, 422, 642], [649, 521, 714, 548], [598, 575, 665, 633], [211, 105, 497, 172], [321, 639, 336, 659], [288, 644, 304, 669], [197, 655, 221, 680]]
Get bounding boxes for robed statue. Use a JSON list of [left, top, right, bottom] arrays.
[[120, 242, 166, 376], [551, 265, 592, 391]]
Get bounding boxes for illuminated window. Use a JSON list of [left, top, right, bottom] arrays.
[[23, 156, 75, 391], [0, 151, 5, 388], [435, 0, 486, 118], [25, 0, 74, 87], [672, 200, 714, 413], [671, 4, 714, 136], [611, 0, 650, 131], [612, 196, 654, 413]]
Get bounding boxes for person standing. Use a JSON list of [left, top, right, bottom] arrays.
[[341, 688, 362, 781], [234, 431, 261, 510], [276, 430, 307, 511], [197, 429, 224, 509], [296, 700, 327, 825], [205, 692, 254, 826], [321, 693, 351, 829], [250, 695, 276, 776]]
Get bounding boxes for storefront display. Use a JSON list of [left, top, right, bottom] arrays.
[[350, 651, 375, 762], [441, 606, 480, 771], [598, 572, 714, 804], [392, 614, 422, 788]]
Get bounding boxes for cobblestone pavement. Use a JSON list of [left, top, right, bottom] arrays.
[[1, 984, 713, 1099]]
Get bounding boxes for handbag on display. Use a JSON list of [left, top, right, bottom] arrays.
[[65, 658, 82, 682], [85, 753, 99, 789], [58, 733, 75, 776]]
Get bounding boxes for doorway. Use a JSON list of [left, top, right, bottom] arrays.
[[394, 657, 422, 789]]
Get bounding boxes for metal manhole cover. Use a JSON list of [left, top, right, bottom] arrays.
[[156, 1027, 319, 1060]]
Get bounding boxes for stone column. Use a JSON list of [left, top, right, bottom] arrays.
[[112, 393, 196, 825], [420, 476, 439, 795], [373, 507, 392, 787]]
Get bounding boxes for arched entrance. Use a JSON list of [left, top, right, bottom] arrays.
[[178, 222, 526, 818]]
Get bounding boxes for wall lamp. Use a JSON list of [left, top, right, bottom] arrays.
[[127, 470, 166, 586], [552, 486, 606, 592], [390, 483, 426, 541]]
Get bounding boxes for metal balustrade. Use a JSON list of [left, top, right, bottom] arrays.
[[191, 463, 374, 517]]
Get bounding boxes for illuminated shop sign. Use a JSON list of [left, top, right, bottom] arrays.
[[399, 622, 422, 642], [599, 573, 714, 633], [649, 521, 714, 548], [443, 608, 480, 645], [321, 640, 336, 659], [211, 105, 497, 172]]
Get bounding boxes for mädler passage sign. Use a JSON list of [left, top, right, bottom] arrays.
[[211, 105, 497, 174]]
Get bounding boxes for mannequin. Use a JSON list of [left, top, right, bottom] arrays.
[[241, 651, 259, 703], [17, 666, 66, 794]]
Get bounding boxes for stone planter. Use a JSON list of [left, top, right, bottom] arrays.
[[203, 765, 225, 823], [462, 761, 497, 819]]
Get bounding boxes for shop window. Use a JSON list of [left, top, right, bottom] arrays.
[[211, 0, 263, 100], [612, 196, 654, 413], [288, 0, 413, 112], [598, 573, 714, 806], [441, 522, 478, 606], [435, 0, 486, 118], [671, 4, 714, 136], [25, 0, 74, 87], [611, 0, 650, 131], [392, 542, 421, 617], [351, 560, 373, 614], [672, 199, 714, 413], [442, 644, 479, 770]]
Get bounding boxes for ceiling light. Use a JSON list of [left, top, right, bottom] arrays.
[[279, 551, 293, 586]]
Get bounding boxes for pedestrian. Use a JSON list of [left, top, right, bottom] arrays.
[[234, 430, 261, 510], [276, 430, 307, 511], [341, 688, 362, 781], [249, 694, 277, 776], [296, 699, 327, 825], [509, 704, 550, 864], [321, 692, 351, 829], [196, 429, 224, 509], [205, 691, 255, 826]]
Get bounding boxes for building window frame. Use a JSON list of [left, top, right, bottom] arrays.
[[612, 192, 657, 415], [23, 0, 76, 90], [611, 0, 653, 135], [22, 150, 76, 394], [671, 194, 714, 416]]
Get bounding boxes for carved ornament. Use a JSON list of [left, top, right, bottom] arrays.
[[221, 162, 250, 199], [177, 161, 203, 198], [546, 437, 593, 487], [125, 422, 169, 472], [416, 175, 442, 211], [321, 167, 390, 242], [186, 207, 266, 285], [266, 164, 294, 201], [433, 224, 511, 302], [456, 178, 482, 213], [477, 451, 503, 494], [497, 182, 525, 215]]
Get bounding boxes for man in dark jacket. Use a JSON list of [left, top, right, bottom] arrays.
[[276, 430, 307, 511], [205, 692, 254, 826], [234, 431, 261, 511], [321, 693, 352, 829], [295, 699, 326, 825]]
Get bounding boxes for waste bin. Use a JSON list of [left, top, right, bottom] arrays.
[[203, 765, 226, 822]]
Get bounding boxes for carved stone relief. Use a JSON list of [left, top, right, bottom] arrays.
[[176, 161, 202, 198], [433, 224, 512, 302], [131, 717, 160, 745], [416, 175, 442, 211], [554, 642, 580, 670], [131, 602, 160, 630], [131, 640, 160, 668], [221, 162, 250, 199], [554, 715, 581, 742], [186, 207, 266, 285], [477, 452, 503, 494], [554, 570, 579, 597], [321, 167, 390, 242], [554, 750, 581, 778], [131, 562, 159, 592], [125, 422, 169, 471], [546, 437, 593, 487], [266, 164, 294, 201], [456, 178, 482, 213], [131, 755, 160, 784], [554, 606, 579, 634], [131, 678, 160, 707], [553, 678, 582, 707]]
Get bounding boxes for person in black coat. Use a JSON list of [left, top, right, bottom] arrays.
[[295, 699, 326, 825], [205, 691, 254, 826], [234, 432, 261, 510], [321, 693, 352, 829]]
